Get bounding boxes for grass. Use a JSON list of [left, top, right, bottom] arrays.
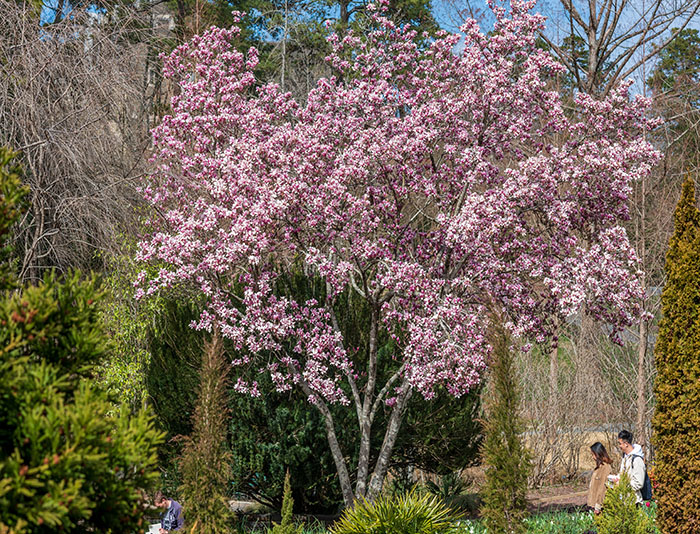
[[451, 511, 595, 534]]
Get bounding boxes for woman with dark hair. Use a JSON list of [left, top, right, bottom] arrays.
[[587, 442, 614, 514]]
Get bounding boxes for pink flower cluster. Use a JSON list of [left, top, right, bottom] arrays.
[[138, 0, 660, 403]]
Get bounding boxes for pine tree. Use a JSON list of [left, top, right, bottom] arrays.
[[178, 330, 235, 533], [652, 175, 700, 533], [595, 473, 652, 534], [0, 148, 164, 533], [480, 321, 531, 534]]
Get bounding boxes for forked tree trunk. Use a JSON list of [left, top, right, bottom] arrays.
[[298, 305, 413, 508], [298, 379, 355, 507], [307, 382, 412, 508]]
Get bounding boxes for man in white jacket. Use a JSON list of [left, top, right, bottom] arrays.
[[616, 429, 645, 504]]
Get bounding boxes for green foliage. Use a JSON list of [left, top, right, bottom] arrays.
[[480, 322, 531, 534], [451, 511, 597, 534], [229, 370, 346, 513], [145, 299, 202, 497], [348, 0, 438, 38], [146, 283, 480, 514], [595, 473, 653, 534], [0, 273, 163, 531], [271, 471, 303, 534], [393, 387, 482, 475], [0, 150, 164, 533], [524, 511, 596, 534], [151, 292, 345, 513], [424, 472, 467, 511], [385, 467, 419, 498], [146, 299, 202, 439], [649, 29, 700, 94], [330, 490, 458, 534], [0, 148, 27, 290], [652, 176, 700, 533], [98, 246, 170, 413], [166, 0, 270, 46], [179, 332, 235, 533]]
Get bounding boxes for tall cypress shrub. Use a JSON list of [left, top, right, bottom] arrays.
[[652, 176, 700, 533], [271, 471, 302, 534], [480, 321, 531, 534], [178, 330, 234, 533]]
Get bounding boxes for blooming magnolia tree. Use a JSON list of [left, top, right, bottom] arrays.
[[138, 0, 659, 506]]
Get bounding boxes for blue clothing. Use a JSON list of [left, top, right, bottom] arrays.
[[160, 500, 184, 531]]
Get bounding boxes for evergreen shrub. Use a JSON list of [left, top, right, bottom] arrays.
[[270, 471, 303, 534], [479, 321, 531, 534], [595, 473, 653, 534], [178, 332, 235, 533], [652, 175, 700, 533]]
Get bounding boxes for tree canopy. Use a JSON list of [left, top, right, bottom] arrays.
[[138, 0, 659, 506]]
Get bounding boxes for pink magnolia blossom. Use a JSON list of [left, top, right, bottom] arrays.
[[137, 0, 660, 504]]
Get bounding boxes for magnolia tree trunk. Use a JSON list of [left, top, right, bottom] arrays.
[[549, 342, 559, 420], [300, 307, 413, 507]]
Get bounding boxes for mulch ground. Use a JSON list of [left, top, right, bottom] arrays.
[[527, 482, 589, 513]]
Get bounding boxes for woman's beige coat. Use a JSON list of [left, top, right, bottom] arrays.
[[587, 462, 612, 511]]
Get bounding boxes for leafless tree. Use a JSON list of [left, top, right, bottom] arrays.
[[541, 0, 700, 96], [0, 0, 169, 281], [537, 0, 700, 458]]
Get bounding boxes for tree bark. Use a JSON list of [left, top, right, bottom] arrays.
[[339, 0, 350, 27], [366, 384, 413, 501], [298, 379, 355, 507], [53, 0, 64, 23], [635, 165, 649, 455], [549, 341, 559, 420], [354, 306, 379, 499], [545, 0, 700, 96]]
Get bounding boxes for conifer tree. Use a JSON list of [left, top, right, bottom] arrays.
[[271, 470, 302, 534], [652, 175, 700, 533], [178, 330, 234, 533], [595, 473, 651, 534], [480, 321, 531, 534], [0, 148, 164, 533]]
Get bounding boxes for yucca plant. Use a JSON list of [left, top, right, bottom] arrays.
[[330, 490, 459, 534], [425, 472, 467, 508]]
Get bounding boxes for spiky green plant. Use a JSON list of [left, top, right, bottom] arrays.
[[425, 472, 467, 503], [330, 490, 459, 534]]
